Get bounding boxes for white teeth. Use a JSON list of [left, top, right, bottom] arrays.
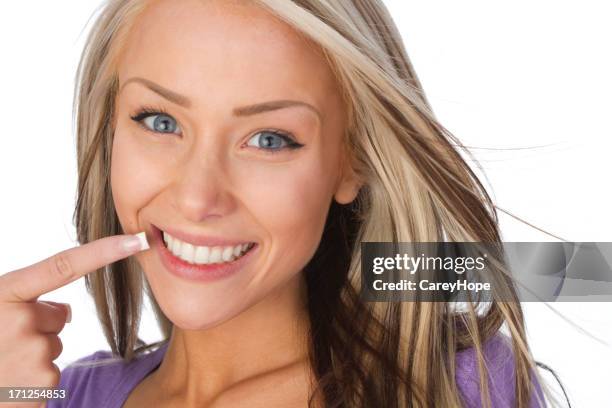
[[162, 231, 252, 265], [194, 246, 210, 263], [182, 243, 195, 260], [208, 247, 222, 263], [222, 246, 234, 262], [171, 238, 181, 254]]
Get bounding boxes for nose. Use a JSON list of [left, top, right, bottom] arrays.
[[171, 148, 236, 223]]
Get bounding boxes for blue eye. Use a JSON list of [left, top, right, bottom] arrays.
[[246, 130, 303, 153], [130, 109, 182, 135]]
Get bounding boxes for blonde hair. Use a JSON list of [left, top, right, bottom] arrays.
[[73, 0, 556, 406]]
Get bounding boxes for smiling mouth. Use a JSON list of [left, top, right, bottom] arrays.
[[161, 230, 256, 265]]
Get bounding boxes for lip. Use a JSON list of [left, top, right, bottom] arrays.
[[150, 225, 258, 282]]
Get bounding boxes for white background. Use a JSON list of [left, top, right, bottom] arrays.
[[0, 1, 610, 406]]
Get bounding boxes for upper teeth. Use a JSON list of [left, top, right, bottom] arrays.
[[162, 231, 252, 265]]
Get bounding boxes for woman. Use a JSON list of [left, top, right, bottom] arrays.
[[0, 0, 555, 406]]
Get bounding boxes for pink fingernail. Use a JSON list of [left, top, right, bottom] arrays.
[[62, 303, 72, 323], [122, 231, 150, 253]]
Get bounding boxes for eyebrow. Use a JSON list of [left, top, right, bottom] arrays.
[[120, 77, 322, 122], [121, 77, 191, 108]]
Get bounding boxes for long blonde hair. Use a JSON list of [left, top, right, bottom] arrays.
[[73, 0, 554, 406]]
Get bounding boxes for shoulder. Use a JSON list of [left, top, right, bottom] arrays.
[[45, 350, 127, 408], [455, 333, 546, 408], [46, 344, 166, 408]]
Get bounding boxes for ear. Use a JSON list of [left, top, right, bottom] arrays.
[[333, 160, 363, 205]]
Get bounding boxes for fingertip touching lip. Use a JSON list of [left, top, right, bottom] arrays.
[[151, 223, 256, 247]]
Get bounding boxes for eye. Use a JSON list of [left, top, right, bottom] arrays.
[[130, 109, 182, 135], [245, 130, 303, 153]]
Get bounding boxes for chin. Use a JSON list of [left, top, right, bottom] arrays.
[[136, 252, 257, 332], [150, 284, 251, 331], [161, 300, 242, 331], [166, 313, 229, 332]]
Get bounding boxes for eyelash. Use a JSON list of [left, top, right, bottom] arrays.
[[129, 106, 304, 154], [130, 105, 170, 123]]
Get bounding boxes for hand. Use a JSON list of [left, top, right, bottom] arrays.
[[0, 233, 148, 408]]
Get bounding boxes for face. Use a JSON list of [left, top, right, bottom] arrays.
[[110, 0, 360, 330]]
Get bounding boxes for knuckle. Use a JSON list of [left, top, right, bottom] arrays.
[[49, 335, 63, 359], [39, 336, 56, 359], [49, 252, 75, 281], [28, 336, 53, 364], [40, 364, 61, 386], [40, 336, 53, 357]]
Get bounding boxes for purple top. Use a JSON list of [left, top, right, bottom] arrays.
[[48, 334, 545, 407]]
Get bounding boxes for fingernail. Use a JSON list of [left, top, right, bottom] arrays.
[[62, 303, 72, 323], [122, 231, 150, 253]]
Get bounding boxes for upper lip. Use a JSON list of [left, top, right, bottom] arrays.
[[154, 224, 254, 247]]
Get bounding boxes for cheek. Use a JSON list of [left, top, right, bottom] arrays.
[[110, 129, 171, 232], [235, 150, 337, 269]]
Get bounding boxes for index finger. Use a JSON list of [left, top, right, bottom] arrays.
[[0, 232, 149, 302]]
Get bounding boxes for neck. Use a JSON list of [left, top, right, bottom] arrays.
[[150, 273, 311, 406]]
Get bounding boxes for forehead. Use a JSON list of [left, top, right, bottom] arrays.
[[117, 0, 339, 114]]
